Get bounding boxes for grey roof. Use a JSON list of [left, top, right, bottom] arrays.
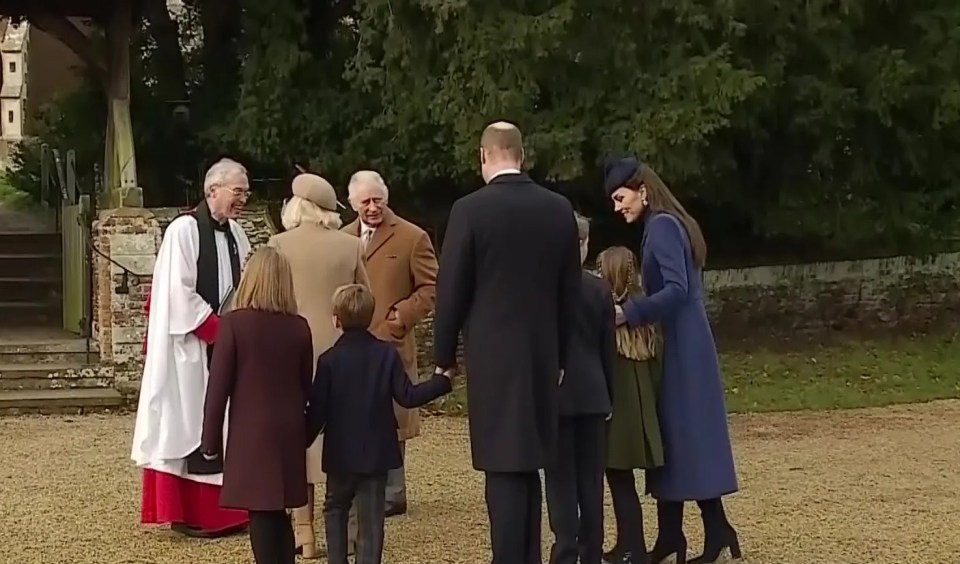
[[0, 83, 23, 98]]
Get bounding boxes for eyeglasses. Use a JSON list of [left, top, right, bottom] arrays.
[[224, 186, 250, 199]]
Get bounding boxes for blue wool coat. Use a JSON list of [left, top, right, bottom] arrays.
[[622, 212, 739, 501]]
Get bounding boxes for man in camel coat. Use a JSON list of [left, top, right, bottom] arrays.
[[342, 170, 439, 517]]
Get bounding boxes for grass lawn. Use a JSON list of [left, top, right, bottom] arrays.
[[0, 172, 30, 208], [429, 330, 960, 415]]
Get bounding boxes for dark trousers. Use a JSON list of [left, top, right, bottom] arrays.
[[485, 471, 542, 564], [325, 472, 388, 564], [248, 510, 296, 564], [385, 441, 406, 508], [544, 415, 606, 564], [605, 468, 647, 556]]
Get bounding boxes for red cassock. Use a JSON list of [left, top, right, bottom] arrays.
[[139, 288, 248, 534]]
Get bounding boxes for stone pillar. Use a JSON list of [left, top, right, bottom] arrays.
[[93, 208, 159, 397]]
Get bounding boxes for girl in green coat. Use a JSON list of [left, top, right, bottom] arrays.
[[597, 246, 664, 564]]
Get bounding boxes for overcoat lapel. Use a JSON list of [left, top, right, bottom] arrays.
[[365, 209, 398, 259]]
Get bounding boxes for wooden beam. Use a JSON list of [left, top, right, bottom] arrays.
[[28, 14, 107, 85], [0, 0, 109, 17]]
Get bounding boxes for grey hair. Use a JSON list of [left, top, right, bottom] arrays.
[[574, 211, 590, 242], [347, 170, 389, 202], [203, 158, 248, 196], [281, 196, 343, 231]]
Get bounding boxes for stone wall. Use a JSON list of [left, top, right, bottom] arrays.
[[94, 205, 960, 395], [703, 253, 960, 340], [92, 209, 160, 395], [91, 206, 277, 396]]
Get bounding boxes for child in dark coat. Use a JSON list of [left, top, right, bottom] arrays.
[[305, 283, 453, 564]]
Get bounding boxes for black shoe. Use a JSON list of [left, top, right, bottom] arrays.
[[610, 552, 649, 564], [171, 523, 219, 538], [385, 501, 407, 517], [690, 499, 741, 563], [649, 500, 687, 564], [648, 538, 687, 564], [688, 534, 740, 563], [602, 544, 623, 564]]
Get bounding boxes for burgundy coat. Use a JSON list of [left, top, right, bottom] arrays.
[[201, 309, 314, 511]]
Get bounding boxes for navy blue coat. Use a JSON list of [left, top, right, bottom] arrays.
[[305, 330, 452, 476], [622, 212, 739, 501]]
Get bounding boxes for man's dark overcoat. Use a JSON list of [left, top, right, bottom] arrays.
[[433, 173, 581, 472]]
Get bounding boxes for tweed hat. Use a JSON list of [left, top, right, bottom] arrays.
[[603, 155, 643, 196], [291, 173, 341, 212]]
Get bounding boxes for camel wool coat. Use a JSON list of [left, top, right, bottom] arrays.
[[268, 223, 370, 483], [343, 208, 438, 441]]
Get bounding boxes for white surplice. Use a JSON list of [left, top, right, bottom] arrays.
[[130, 214, 251, 486]]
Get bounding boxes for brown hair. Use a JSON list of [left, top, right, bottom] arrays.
[[480, 121, 524, 162], [596, 246, 659, 361], [332, 283, 375, 330], [233, 246, 298, 314], [627, 166, 707, 268]]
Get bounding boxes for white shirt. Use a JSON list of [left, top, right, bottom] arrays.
[[360, 222, 376, 249], [489, 168, 522, 181]]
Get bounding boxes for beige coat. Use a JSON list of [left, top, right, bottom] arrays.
[[343, 208, 438, 441], [268, 223, 369, 483]]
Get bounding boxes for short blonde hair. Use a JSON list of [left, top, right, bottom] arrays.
[[481, 121, 524, 162], [331, 284, 375, 330], [281, 195, 343, 231], [233, 247, 298, 315]]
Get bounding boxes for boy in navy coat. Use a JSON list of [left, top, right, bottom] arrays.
[[305, 284, 453, 564], [544, 212, 616, 564]]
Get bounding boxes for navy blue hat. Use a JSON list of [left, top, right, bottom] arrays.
[[603, 155, 643, 196]]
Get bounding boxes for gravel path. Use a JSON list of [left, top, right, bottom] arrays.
[[2, 401, 958, 563]]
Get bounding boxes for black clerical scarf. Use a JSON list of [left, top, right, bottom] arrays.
[[182, 200, 241, 476], [192, 200, 241, 312]]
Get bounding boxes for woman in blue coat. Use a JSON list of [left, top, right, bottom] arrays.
[[603, 155, 741, 564]]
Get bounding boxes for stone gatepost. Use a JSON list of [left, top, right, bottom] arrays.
[[92, 208, 160, 398]]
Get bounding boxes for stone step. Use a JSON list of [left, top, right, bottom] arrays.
[[0, 276, 61, 303], [0, 301, 62, 327], [0, 253, 62, 278], [0, 388, 124, 416], [0, 337, 98, 364], [0, 363, 112, 391], [0, 232, 61, 256]]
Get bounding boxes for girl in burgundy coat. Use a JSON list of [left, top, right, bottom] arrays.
[[201, 247, 314, 564]]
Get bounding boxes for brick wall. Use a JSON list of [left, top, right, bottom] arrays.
[[92, 206, 277, 396]]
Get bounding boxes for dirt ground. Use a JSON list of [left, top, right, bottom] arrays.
[[2, 401, 959, 564]]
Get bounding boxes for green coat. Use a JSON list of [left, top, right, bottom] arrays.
[[606, 355, 664, 470]]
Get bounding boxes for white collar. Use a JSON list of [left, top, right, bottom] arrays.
[[489, 168, 522, 181]]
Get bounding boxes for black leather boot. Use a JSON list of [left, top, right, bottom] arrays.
[[689, 499, 741, 563], [647, 500, 687, 564]]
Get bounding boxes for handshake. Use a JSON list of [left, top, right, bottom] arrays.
[[433, 366, 457, 380]]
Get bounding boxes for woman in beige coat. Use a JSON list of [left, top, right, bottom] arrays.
[[268, 173, 370, 558]]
